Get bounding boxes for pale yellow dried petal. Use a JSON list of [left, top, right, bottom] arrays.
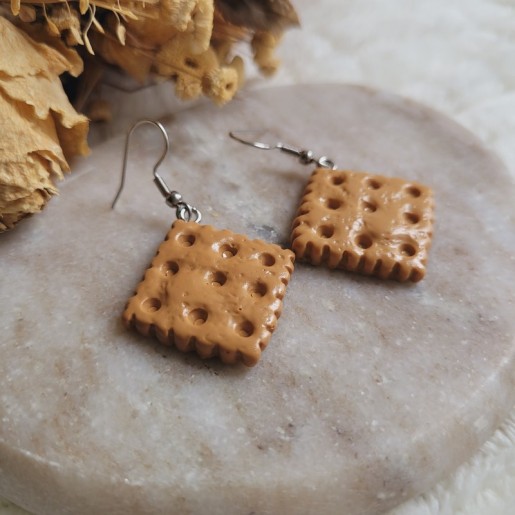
[[92, 32, 153, 82], [20, 24, 84, 77], [252, 31, 281, 76], [1, 213, 24, 231], [0, 89, 67, 169], [66, 27, 84, 47], [37, 150, 65, 180], [0, 188, 52, 230], [0, 155, 52, 194], [155, 33, 217, 78], [1, 185, 55, 214], [202, 64, 239, 105], [124, 12, 179, 48], [115, 22, 126, 45], [79, 0, 90, 15], [230, 55, 244, 87], [186, 0, 213, 53], [0, 16, 89, 232], [0, 17, 75, 77], [0, 183, 31, 203], [133, 0, 214, 53], [45, 18, 61, 38], [53, 112, 90, 160], [174, 74, 202, 100], [49, 5, 79, 30], [0, 72, 89, 159], [0, 155, 57, 231], [164, 0, 198, 31], [0, 73, 73, 123], [10, 0, 20, 16]]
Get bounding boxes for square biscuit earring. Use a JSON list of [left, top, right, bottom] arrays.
[[230, 131, 434, 282], [112, 121, 294, 367]]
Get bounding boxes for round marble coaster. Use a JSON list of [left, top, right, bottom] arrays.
[[1, 85, 514, 515]]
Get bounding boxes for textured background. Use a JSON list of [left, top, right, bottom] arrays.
[[1, 0, 515, 513]]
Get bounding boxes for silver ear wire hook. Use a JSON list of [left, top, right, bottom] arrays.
[[229, 130, 337, 170], [111, 119, 201, 223]]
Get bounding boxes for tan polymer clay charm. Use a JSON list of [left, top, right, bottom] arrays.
[[123, 221, 294, 366], [114, 121, 294, 366], [229, 131, 435, 282], [291, 169, 434, 282]]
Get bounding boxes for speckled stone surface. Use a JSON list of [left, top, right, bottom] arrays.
[[0, 85, 514, 515]]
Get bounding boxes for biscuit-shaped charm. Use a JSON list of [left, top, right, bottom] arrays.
[[291, 169, 434, 282], [123, 220, 295, 366]]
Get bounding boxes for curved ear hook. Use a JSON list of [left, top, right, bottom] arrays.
[[111, 119, 201, 222], [228, 130, 278, 150], [111, 120, 169, 209], [229, 130, 337, 169]]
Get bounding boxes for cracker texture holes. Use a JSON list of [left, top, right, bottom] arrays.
[[291, 168, 434, 282], [122, 220, 295, 366]]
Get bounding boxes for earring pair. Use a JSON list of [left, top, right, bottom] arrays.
[[229, 131, 435, 283], [113, 120, 434, 367]]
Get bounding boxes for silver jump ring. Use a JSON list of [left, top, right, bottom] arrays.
[[176, 203, 202, 223], [318, 156, 337, 169]]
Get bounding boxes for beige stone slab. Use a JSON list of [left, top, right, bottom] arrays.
[[0, 85, 514, 515]]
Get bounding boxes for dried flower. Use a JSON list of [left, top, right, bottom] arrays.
[[0, 17, 89, 231]]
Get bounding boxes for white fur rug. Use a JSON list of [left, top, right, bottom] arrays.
[[1, 0, 514, 513], [390, 412, 515, 514]]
